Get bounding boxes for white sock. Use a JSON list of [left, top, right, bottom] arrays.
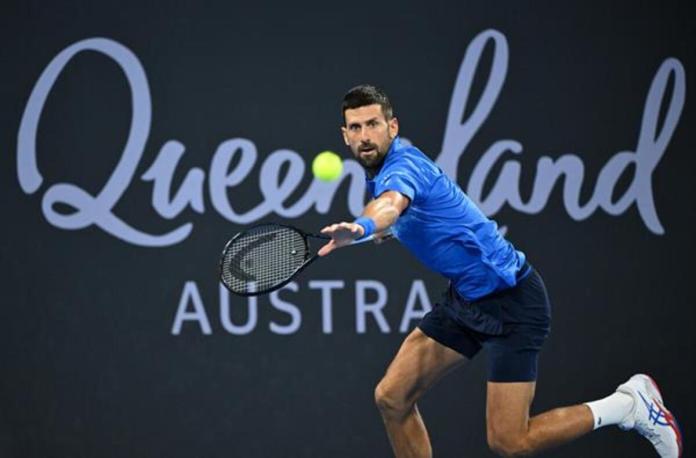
[[585, 392, 635, 430]]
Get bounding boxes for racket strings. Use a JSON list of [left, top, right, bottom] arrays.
[[221, 225, 307, 294]]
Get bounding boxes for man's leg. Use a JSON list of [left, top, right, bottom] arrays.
[[375, 328, 467, 458], [480, 267, 599, 456], [486, 376, 683, 457], [486, 381, 594, 456]]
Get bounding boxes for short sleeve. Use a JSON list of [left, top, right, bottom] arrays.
[[373, 158, 430, 202]]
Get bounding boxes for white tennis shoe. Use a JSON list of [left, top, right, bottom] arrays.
[[617, 374, 682, 457]]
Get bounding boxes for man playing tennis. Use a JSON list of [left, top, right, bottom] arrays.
[[318, 85, 682, 457]]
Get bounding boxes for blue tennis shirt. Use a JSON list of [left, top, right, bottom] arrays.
[[366, 137, 527, 300]]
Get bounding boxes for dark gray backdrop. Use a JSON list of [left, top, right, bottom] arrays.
[[1, 1, 694, 457]]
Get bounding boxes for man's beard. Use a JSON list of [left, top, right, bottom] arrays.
[[356, 142, 386, 172]]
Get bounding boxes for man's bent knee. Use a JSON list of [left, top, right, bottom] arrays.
[[487, 432, 534, 457], [374, 380, 413, 419]]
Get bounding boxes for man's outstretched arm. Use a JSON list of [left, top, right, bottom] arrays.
[[318, 190, 410, 256]]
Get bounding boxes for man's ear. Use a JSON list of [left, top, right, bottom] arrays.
[[341, 126, 349, 145], [389, 117, 399, 139]]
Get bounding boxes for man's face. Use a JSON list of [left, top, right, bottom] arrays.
[[341, 104, 399, 170]]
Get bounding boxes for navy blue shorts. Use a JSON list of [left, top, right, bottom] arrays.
[[418, 266, 552, 382]]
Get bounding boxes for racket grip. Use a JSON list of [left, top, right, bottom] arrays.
[[350, 228, 394, 245]]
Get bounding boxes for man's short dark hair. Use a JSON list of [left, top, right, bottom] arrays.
[[342, 84, 394, 123]]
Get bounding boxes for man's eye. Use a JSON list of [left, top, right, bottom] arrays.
[[350, 125, 360, 131]]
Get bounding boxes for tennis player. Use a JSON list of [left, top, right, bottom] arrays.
[[318, 85, 682, 457]]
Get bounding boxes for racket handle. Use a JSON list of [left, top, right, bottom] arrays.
[[350, 228, 394, 245]]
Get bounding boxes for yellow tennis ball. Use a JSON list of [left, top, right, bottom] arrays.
[[312, 151, 343, 181]]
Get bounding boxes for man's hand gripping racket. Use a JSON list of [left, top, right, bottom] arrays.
[[318, 222, 370, 256]]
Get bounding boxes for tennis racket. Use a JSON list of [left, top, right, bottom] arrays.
[[219, 222, 391, 296]]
